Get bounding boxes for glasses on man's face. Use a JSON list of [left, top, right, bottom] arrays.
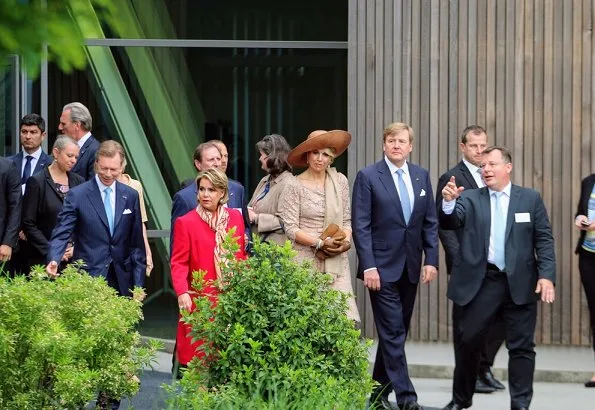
[[479, 162, 506, 169]]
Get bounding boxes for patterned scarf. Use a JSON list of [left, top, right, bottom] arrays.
[[196, 204, 230, 282]]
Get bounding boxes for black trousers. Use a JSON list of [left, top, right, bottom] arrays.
[[478, 314, 506, 373], [579, 249, 595, 357], [452, 269, 536, 409], [369, 271, 419, 406]]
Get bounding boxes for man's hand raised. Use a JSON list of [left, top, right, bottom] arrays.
[[442, 176, 465, 202]]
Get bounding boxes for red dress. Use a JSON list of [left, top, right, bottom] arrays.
[[170, 209, 246, 366]]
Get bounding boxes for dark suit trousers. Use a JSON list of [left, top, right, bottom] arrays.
[[452, 268, 536, 408], [369, 272, 418, 405], [579, 249, 595, 355]]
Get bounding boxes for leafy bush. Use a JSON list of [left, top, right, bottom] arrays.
[[0, 262, 160, 409], [165, 237, 374, 409]]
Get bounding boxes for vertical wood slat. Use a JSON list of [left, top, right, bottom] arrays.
[[348, 0, 594, 346]]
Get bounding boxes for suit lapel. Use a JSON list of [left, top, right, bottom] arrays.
[[34, 152, 50, 174], [409, 164, 422, 215], [113, 182, 126, 230], [376, 161, 406, 222], [458, 162, 479, 189], [505, 185, 521, 241], [43, 168, 63, 202], [14, 152, 23, 174], [74, 136, 93, 172], [87, 179, 110, 232], [479, 188, 491, 255]]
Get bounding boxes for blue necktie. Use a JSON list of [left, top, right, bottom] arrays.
[[255, 179, 271, 201], [396, 169, 411, 224], [104, 187, 114, 235], [492, 192, 506, 270], [21, 155, 33, 185]]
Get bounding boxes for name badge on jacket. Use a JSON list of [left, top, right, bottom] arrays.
[[515, 212, 531, 223]]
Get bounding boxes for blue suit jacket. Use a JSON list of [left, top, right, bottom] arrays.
[[71, 135, 100, 181], [170, 178, 250, 247], [47, 179, 146, 296], [8, 150, 52, 182], [352, 160, 439, 283]]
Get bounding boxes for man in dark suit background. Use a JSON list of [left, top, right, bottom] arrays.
[[439, 146, 556, 410], [8, 114, 52, 275], [0, 157, 21, 272], [59, 102, 100, 180], [436, 125, 505, 393], [172, 141, 249, 242], [8, 113, 52, 194], [352, 122, 439, 410]]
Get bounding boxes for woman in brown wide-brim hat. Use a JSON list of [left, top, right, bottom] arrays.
[[279, 130, 360, 323]]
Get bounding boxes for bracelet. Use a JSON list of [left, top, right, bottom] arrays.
[[313, 238, 323, 251]]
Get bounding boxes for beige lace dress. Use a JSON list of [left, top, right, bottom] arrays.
[[279, 171, 360, 322]]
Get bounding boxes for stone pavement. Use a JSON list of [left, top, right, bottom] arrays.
[[116, 340, 595, 409]]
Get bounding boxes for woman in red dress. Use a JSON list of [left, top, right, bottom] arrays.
[[170, 168, 247, 367]]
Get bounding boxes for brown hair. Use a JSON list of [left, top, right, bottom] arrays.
[[383, 122, 414, 143], [95, 140, 125, 165], [483, 146, 512, 164], [192, 141, 220, 163], [460, 125, 487, 144]]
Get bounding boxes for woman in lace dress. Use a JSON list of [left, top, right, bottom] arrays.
[[279, 130, 360, 323]]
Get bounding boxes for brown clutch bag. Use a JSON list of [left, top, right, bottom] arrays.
[[315, 223, 347, 258]]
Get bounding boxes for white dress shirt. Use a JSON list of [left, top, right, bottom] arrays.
[[441, 182, 511, 265], [463, 158, 485, 188], [20, 146, 43, 194], [78, 131, 92, 148], [384, 156, 415, 213]]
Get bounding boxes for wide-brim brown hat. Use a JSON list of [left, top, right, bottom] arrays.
[[287, 130, 352, 168]]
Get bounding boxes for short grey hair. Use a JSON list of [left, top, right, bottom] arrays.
[[62, 102, 92, 131], [52, 135, 78, 152]]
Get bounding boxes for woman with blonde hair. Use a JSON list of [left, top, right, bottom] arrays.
[[279, 130, 360, 323], [170, 168, 247, 368]]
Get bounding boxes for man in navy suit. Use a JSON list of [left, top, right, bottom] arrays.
[[46, 140, 146, 297], [436, 126, 506, 393], [8, 114, 52, 194], [0, 157, 21, 269], [59, 102, 100, 180], [352, 122, 439, 410], [7, 113, 52, 274]]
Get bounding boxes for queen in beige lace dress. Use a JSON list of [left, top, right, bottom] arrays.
[[279, 130, 360, 322]]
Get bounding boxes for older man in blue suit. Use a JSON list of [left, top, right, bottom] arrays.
[[352, 122, 439, 410], [46, 140, 146, 297], [59, 102, 100, 181]]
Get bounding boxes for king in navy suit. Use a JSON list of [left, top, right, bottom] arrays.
[[352, 122, 439, 410], [59, 102, 100, 181], [47, 140, 146, 298]]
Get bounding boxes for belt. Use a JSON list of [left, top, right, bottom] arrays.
[[486, 263, 504, 272]]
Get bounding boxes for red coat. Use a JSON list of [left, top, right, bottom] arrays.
[[170, 208, 246, 366]]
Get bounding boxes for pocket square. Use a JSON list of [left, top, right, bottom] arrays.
[[123, 209, 132, 215], [420, 189, 426, 197]]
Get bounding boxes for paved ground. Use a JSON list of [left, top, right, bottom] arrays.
[[113, 348, 595, 409]]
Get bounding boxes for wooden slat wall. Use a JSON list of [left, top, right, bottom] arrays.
[[348, 0, 594, 345]]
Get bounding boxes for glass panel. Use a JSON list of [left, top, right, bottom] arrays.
[[96, 0, 347, 41], [0, 56, 19, 156]]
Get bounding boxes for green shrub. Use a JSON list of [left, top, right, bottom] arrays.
[[165, 236, 374, 409], [0, 262, 160, 409]]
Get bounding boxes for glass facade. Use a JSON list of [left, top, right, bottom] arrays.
[[9, 1, 348, 338]]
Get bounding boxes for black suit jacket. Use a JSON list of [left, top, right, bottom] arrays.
[[72, 135, 100, 181], [21, 167, 85, 266], [436, 161, 481, 274], [439, 185, 556, 306], [8, 150, 52, 183], [575, 173, 595, 254], [0, 157, 22, 247]]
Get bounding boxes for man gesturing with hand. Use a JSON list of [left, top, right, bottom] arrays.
[[438, 146, 556, 410], [352, 123, 438, 410]]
